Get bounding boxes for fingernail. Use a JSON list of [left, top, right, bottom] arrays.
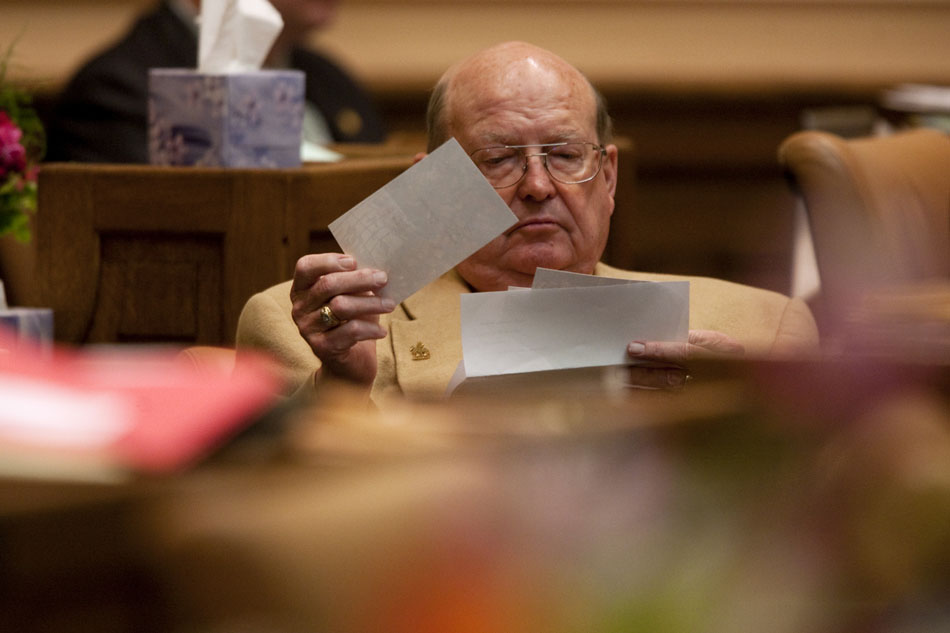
[[381, 298, 396, 311], [373, 271, 388, 285], [627, 342, 645, 355], [339, 255, 355, 269]]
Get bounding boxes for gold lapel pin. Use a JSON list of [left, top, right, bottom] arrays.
[[410, 341, 430, 361]]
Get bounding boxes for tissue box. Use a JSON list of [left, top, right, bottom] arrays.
[[148, 69, 304, 168]]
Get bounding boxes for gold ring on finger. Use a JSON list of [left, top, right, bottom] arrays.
[[318, 304, 343, 329]]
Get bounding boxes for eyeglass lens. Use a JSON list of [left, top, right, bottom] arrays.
[[470, 143, 603, 188]]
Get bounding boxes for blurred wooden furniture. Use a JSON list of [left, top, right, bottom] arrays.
[[779, 128, 950, 331], [0, 234, 36, 308], [34, 156, 414, 345]]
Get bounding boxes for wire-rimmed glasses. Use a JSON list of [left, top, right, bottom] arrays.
[[469, 142, 606, 189]]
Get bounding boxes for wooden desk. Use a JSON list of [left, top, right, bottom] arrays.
[[33, 141, 636, 346], [34, 157, 414, 345]]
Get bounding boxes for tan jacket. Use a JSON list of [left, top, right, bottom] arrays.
[[236, 263, 819, 399]]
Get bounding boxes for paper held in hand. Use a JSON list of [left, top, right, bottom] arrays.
[[329, 138, 518, 305], [448, 268, 689, 395]]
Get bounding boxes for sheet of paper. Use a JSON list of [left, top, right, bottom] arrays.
[[460, 281, 689, 378], [329, 138, 517, 304], [532, 267, 641, 289]]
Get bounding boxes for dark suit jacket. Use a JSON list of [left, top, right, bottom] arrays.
[[45, 0, 386, 163]]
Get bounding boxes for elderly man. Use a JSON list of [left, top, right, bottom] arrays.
[[237, 41, 818, 398]]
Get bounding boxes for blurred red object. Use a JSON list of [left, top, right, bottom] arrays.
[[0, 328, 280, 479]]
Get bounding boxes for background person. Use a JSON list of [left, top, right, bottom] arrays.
[[236, 41, 819, 399], [44, 0, 385, 163]]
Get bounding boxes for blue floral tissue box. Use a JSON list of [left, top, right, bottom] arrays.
[[148, 69, 304, 168]]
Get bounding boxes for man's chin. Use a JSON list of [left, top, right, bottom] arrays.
[[508, 248, 573, 276]]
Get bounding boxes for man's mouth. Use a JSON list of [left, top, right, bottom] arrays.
[[508, 217, 560, 234]]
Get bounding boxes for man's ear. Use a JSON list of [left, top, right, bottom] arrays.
[[412, 152, 427, 165], [603, 144, 619, 200]]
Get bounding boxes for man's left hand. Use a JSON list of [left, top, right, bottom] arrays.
[[625, 329, 745, 389]]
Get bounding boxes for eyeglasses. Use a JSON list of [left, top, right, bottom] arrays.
[[469, 142, 607, 189]]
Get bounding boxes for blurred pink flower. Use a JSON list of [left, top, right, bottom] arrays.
[[0, 111, 27, 178], [1, 47, 44, 241]]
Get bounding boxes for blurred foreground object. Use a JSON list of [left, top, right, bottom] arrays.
[[1, 357, 948, 632], [135, 358, 950, 633], [842, 279, 950, 362], [0, 328, 281, 481]]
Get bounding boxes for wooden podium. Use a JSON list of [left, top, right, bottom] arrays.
[[35, 156, 414, 345]]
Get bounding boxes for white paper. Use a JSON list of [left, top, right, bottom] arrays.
[[329, 138, 518, 304], [460, 280, 689, 378], [532, 267, 640, 289], [447, 363, 627, 398], [198, 0, 283, 73]]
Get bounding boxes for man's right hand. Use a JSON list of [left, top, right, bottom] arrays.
[[290, 253, 395, 385]]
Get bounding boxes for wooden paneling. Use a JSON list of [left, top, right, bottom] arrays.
[[96, 236, 221, 343], [601, 90, 848, 293], [35, 156, 414, 346]]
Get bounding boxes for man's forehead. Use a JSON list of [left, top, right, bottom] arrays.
[[455, 58, 589, 99], [450, 89, 598, 143], [439, 44, 600, 145], [471, 128, 591, 146], [449, 74, 595, 120]]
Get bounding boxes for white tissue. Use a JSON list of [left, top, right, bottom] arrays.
[[198, 0, 284, 73]]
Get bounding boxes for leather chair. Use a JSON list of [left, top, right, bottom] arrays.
[[778, 128, 950, 334]]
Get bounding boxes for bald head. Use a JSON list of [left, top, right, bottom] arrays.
[[426, 42, 612, 151]]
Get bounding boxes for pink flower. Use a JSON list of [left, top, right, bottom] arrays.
[[0, 111, 27, 178]]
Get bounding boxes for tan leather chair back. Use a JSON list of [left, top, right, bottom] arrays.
[[779, 129, 950, 325]]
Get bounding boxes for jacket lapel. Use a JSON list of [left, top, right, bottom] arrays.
[[390, 271, 471, 397]]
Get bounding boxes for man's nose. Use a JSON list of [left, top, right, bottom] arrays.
[[517, 154, 556, 200]]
